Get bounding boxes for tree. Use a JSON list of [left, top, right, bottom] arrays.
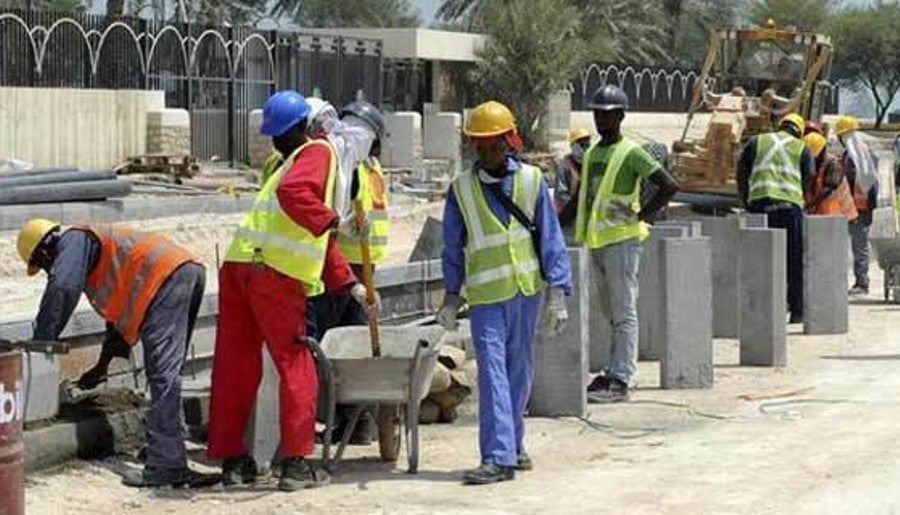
[[746, 0, 836, 32], [269, 0, 421, 27], [668, 0, 742, 67], [472, 0, 592, 147], [828, 4, 900, 128]]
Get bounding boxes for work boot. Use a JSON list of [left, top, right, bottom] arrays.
[[278, 458, 331, 492], [585, 375, 610, 398], [221, 456, 259, 486], [462, 463, 515, 485], [516, 451, 533, 471], [788, 312, 804, 324], [848, 284, 869, 296], [122, 466, 221, 489], [588, 377, 630, 404]]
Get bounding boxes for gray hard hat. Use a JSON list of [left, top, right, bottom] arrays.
[[588, 84, 629, 111], [340, 101, 385, 138]]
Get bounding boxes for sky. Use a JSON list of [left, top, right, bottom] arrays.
[[413, 0, 439, 25]]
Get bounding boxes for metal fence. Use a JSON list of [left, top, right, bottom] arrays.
[[0, 9, 382, 163]]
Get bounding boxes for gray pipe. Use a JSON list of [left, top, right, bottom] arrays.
[[0, 170, 115, 188], [0, 180, 132, 205], [0, 167, 79, 179]]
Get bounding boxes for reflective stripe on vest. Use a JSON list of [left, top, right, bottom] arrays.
[[749, 132, 805, 206], [225, 139, 336, 296], [574, 138, 649, 250], [338, 158, 390, 264], [79, 226, 199, 345], [452, 164, 543, 306]]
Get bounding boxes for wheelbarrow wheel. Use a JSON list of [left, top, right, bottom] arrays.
[[377, 403, 402, 462]]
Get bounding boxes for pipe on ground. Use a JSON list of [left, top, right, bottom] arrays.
[[0, 170, 115, 188], [0, 180, 132, 205]]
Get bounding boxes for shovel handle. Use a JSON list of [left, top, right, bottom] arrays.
[[354, 200, 381, 357]]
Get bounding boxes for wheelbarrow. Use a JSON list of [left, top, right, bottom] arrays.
[[872, 236, 900, 303], [309, 325, 445, 474]]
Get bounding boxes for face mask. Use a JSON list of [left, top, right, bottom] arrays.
[[343, 115, 377, 159], [571, 143, 585, 163]]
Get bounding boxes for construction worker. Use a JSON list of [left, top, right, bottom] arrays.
[[16, 219, 215, 488], [207, 91, 375, 491], [804, 132, 857, 222], [575, 85, 678, 403], [309, 100, 388, 444], [738, 113, 814, 323], [438, 100, 572, 485], [836, 115, 880, 296], [555, 128, 591, 217]]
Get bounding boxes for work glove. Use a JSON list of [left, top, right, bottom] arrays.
[[436, 293, 464, 332], [338, 213, 370, 239], [541, 287, 569, 337], [350, 282, 381, 311]]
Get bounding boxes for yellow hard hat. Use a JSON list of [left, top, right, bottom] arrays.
[[779, 113, 805, 132], [835, 116, 859, 136], [804, 132, 828, 158], [464, 101, 517, 137], [17, 218, 60, 276], [567, 128, 591, 146]]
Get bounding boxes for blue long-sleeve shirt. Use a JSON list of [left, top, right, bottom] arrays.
[[442, 156, 573, 297], [33, 230, 100, 340]]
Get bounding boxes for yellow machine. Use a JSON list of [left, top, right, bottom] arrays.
[[672, 21, 834, 198]]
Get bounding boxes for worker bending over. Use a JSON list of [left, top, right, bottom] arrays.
[[438, 100, 572, 485], [17, 218, 214, 488], [573, 85, 678, 403], [207, 91, 374, 491], [804, 132, 857, 222], [738, 113, 814, 323]]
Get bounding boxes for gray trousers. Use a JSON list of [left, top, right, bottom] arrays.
[[849, 220, 870, 288], [140, 262, 206, 473], [591, 240, 643, 385]]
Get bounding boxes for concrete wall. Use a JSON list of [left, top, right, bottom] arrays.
[[0, 87, 165, 169], [146, 109, 191, 156]]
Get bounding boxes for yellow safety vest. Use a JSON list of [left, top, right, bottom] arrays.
[[261, 151, 282, 185], [575, 138, 650, 250], [338, 158, 390, 265], [225, 139, 336, 296], [749, 131, 805, 207], [453, 164, 544, 306]]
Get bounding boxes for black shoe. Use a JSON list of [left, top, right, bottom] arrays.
[[587, 378, 630, 404], [122, 467, 221, 489], [463, 463, 515, 485], [789, 312, 804, 324], [516, 451, 533, 471], [586, 375, 610, 395], [849, 285, 869, 296], [222, 456, 258, 486], [278, 458, 331, 492]]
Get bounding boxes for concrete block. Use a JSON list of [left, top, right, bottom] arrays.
[[638, 226, 688, 361], [383, 112, 423, 170], [657, 219, 703, 237], [869, 207, 898, 239], [660, 237, 713, 388], [740, 212, 768, 228], [20, 352, 61, 423], [424, 112, 462, 174], [701, 217, 744, 338], [532, 248, 588, 417], [739, 228, 786, 366], [247, 347, 280, 472], [803, 215, 849, 335], [408, 216, 445, 262]]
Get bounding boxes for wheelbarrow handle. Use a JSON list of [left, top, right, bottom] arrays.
[[354, 199, 381, 358]]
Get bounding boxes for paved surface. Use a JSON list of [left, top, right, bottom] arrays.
[[24, 264, 900, 514]]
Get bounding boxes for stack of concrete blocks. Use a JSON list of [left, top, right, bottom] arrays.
[[739, 227, 787, 366], [146, 109, 191, 156], [803, 215, 849, 335], [701, 217, 745, 338], [659, 236, 713, 388], [383, 112, 423, 171], [423, 110, 462, 179], [532, 248, 589, 417], [247, 109, 270, 169]]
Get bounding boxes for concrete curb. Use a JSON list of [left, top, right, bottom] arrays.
[[24, 408, 146, 473]]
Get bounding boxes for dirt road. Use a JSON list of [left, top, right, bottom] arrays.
[[24, 266, 900, 514]]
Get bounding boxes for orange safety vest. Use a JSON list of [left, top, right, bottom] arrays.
[[807, 156, 858, 221], [75, 226, 200, 345]]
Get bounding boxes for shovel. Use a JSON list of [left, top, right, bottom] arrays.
[[354, 199, 381, 358]]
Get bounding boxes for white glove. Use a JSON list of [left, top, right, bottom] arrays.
[[542, 287, 569, 337], [350, 283, 381, 311], [338, 213, 369, 239], [436, 293, 464, 332]]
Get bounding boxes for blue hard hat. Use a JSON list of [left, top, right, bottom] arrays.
[[260, 90, 310, 137]]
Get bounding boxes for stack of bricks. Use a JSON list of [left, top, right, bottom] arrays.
[[145, 109, 191, 156]]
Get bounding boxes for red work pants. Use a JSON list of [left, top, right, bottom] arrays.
[[207, 262, 317, 460]]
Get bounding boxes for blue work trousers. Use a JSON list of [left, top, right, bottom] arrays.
[[749, 203, 805, 317], [849, 219, 870, 288], [470, 293, 541, 467], [141, 263, 206, 473]]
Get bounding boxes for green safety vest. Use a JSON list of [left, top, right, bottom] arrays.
[[261, 151, 283, 185], [574, 138, 650, 250], [453, 164, 544, 306], [338, 158, 390, 265], [225, 139, 336, 296], [749, 131, 805, 207]]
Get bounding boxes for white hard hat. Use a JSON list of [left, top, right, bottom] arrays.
[[306, 97, 337, 124]]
